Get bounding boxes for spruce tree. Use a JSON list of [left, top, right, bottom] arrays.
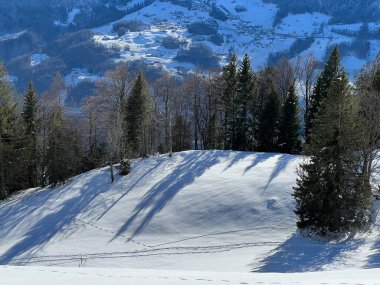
[[172, 113, 191, 152], [221, 55, 238, 150], [306, 47, 341, 142], [234, 53, 255, 151], [0, 63, 25, 198], [278, 85, 301, 154], [257, 87, 280, 152], [46, 106, 68, 186], [22, 81, 40, 187], [294, 71, 372, 235], [125, 72, 152, 157]]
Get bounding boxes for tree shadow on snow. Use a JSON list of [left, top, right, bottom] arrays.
[[0, 170, 113, 265], [254, 233, 364, 273], [362, 206, 380, 269], [112, 151, 225, 240]]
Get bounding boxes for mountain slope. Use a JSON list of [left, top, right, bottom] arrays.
[[0, 150, 380, 274]]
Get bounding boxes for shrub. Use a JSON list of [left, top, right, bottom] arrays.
[[112, 20, 145, 33], [188, 20, 218, 35], [235, 5, 247, 12], [175, 44, 220, 69], [162, 36, 183, 49], [209, 33, 224, 46], [119, 160, 131, 176], [210, 4, 229, 21]]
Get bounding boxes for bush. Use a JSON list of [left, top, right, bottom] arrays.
[[117, 27, 127, 37], [112, 20, 145, 33], [188, 20, 218, 35], [210, 4, 229, 21], [162, 37, 183, 49], [235, 5, 247, 12], [119, 160, 131, 176], [175, 44, 220, 69], [209, 33, 224, 46]]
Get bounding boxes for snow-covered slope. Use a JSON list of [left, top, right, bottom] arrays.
[[2, 266, 380, 285], [1, 150, 380, 274], [0, 151, 300, 271], [2, 150, 380, 283]]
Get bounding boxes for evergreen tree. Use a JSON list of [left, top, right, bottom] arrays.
[[234, 53, 255, 151], [257, 87, 280, 152], [125, 72, 152, 157], [294, 71, 372, 235], [278, 85, 301, 154], [22, 81, 40, 187], [306, 47, 341, 142], [172, 113, 191, 152], [0, 63, 25, 199], [221, 55, 238, 150], [46, 106, 67, 185]]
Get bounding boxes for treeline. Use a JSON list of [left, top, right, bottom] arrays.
[[0, 52, 309, 199], [295, 48, 380, 236], [2, 46, 380, 239]]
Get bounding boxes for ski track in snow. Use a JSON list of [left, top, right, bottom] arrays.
[[1, 151, 380, 283]]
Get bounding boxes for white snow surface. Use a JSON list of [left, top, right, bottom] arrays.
[[30, 53, 50, 66], [90, 0, 380, 78], [1, 150, 380, 283], [2, 266, 380, 285]]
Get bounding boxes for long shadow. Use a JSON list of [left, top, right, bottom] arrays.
[[363, 206, 380, 269], [0, 172, 90, 240], [244, 152, 277, 174], [0, 170, 113, 265], [263, 154, 299, 191], [112, 151, 224, 240], [254, 233, 364, 273], [96, 161, 163, 221]]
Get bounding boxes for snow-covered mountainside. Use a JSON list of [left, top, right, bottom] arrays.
[[91, 0, 380, 77], [3, 0, 380, 96], [1, 150, 380, 275]]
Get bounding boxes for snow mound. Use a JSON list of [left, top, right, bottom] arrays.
[[0, 150, 380, 275]]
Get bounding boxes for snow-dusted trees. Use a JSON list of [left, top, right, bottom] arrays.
[[294, 56, 373, 235], [306, 47, 341, 142], [0, 63, 24, 199], [125, 72, 153, 158], [22, 82, 40, 187], [278, 85, 300, 154], [355, 56, 380, 189]]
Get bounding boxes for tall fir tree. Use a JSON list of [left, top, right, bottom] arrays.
[[125, 72, 152, 157], [257, 86, 280, 152], [46, 106, 67, 186], [22, 81, 40, 187], [0, 63, 27, 198], [306, 47, 341, 142], [221, 54, 238, 150], [278, 85, 301, 154], [294, 71, 372, 235], [234, 53, 255, 151], [172, 113, 191, 152]]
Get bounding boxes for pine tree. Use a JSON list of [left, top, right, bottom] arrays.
[[278, 85, 301, 154], [234, 53, 255, 151], [294, 71, 372, 235], [172, 113, 191, 152], [306, 47, 341, 142], [125, 72, 152, 157], [46, 106, 68, 186], [0, 63, 25, 199], [257, 86, 280, 152], [22, 81, 40, 187], [221, 55, 238, 150]]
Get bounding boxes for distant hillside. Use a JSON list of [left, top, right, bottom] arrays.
[[265, 0, 380, 25]]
